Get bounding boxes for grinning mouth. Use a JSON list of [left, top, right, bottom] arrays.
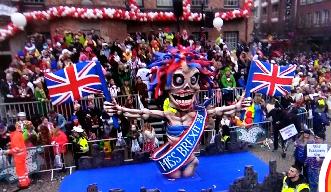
[[171, 93, 195, 106], [171, 93, 194, 101]]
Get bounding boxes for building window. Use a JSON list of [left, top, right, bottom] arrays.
[[262, 7, 267, 16], [136, 0, 143, 6], [224, 0, 239, 8], [322, 10, 329, 25], [314, 11, 321, 26], [23, 0, 44, 3], [299, 15, 305, 28], [306, 13, 313, 27], [300, 0, 306, 5], [224, 31, 238, 51], [306, 0, 314, 4], [157, 0, 173, 7], [191, 0, 208, 6], [271, 4, 279, 17]]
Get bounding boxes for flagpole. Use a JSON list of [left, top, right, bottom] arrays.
[[245, 60, 254, 98], [94, 61, 119, 129]]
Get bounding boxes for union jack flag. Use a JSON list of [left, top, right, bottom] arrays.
[[245, 60, 296, 97], [44, 61, 104, 105]]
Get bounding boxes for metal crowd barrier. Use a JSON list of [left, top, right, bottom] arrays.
[[0, 143, 75, 182], [196, 87, 244, 106], [0, 110, 312, 182], [0, 94, 139, 124]]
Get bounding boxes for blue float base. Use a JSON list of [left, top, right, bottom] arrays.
[[59, 152, 268, 192]]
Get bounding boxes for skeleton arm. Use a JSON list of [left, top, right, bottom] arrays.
[[104, 101, 165, 119], [207, 94, 249, 116], [208, 103, 241, 116]]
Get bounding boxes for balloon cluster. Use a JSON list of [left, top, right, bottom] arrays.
[[215, 0, 252, 21], [0, 0, 253, 41]]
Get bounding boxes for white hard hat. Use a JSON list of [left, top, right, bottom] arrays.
[[17, 112, 26, 117], [73, 125, 84, 133]]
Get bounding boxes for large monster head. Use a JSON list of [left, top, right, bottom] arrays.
[[149, 46, 214, 111]]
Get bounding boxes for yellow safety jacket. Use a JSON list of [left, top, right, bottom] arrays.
[[165, 33, 174, 45], [78, 137, 89, 153], [221, 135, 230, 142], [281, 176, 309, 192]]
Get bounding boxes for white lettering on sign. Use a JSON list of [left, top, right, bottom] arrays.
[[279, 124, 298, 140], [307, 144, 328, 157], [0, 4, 17, 16]]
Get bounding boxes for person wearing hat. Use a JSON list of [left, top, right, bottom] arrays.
[[70, 125, 89, 169], [164, 27, 174, 46], [15, 112, 32, 132], [7, 124, 31, 188], [63, 30, 74, 48], [312, 98, 329, 136], [33, 78, 47, 102], [304, 132, 325, 192], [294, 129, 314, 179], [281, 164, 309, 192]]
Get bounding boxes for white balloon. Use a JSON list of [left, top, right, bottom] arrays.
[[10, 13, 27, 30], [213, 17, 223, 30]]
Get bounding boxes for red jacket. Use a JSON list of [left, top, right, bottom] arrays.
[[51, 130, 68, 154]]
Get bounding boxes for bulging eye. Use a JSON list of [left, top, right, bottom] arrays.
[[191, 73, 200, 85], [173, 74, 184, 87]]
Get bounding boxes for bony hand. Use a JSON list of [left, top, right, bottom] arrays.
[[104, 99, 122, 115], [236, 91, 250, 109], [242, 98, 252, 107]]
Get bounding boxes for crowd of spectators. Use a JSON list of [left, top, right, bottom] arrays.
[[0, 27, 330, 191]]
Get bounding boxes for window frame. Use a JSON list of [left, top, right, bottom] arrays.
[[191, 0, 209, 7], [156, 0, 173, 7], [23, 0, 44, 3], [223, 31, 239, 51], [224, 0, 240, 8]]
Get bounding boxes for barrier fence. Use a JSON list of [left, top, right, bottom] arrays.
[[0, 109, 312, 183], [0, 87, 314, 183], [0, 87, 287, 124], [0, 94, 139, 124]]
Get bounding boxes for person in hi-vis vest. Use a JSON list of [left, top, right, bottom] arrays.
[[282, 164, 310, 192], [7, 124, 31, 189]]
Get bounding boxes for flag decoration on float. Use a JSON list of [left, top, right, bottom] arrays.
[[245, 60, 296, 97], [44, 61, 105, 105]]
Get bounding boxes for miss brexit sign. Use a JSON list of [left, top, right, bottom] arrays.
[[152, 109, 207, 175]]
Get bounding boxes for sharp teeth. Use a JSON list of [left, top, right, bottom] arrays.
[[180, 93, 184, 97]]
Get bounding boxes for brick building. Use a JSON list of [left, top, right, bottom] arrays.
[[253, 0, 295, 39], [254, 0, 331, 51], [0, 0, 253, 69], [295, 0, 331, 51]]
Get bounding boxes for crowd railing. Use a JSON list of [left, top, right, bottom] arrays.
[[0, 87, 291, 125], [0, 94, 139, 124], [0, 109, 312, 183]]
